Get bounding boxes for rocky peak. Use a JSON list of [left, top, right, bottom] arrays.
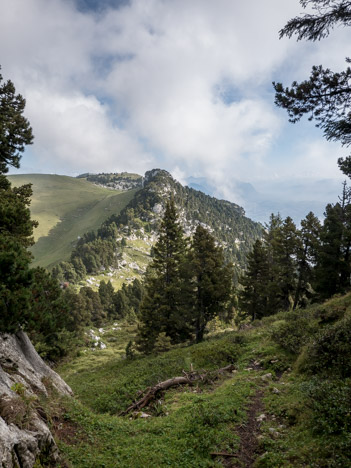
[[143, 169, 173, 186]]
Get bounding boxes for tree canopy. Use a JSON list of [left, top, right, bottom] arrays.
[[137, 199, 190, 352], [189, 225, 233, 343], [273, 0, 351, 176], [0, 68, 33, 174]]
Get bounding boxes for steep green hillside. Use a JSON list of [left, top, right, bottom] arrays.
[[8, 174, 137, 268], [10, 170, 261, 284], [49, 169, 262, 290], [105, 169, 262, 274]]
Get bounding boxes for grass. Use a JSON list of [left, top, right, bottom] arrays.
[[47, 294, 351, 466], [79, 239, 153, 291], [56, 326, 255, 467], [57, 373, 253, 468], [53, 322, 284, 467], [59, 326, 245, 414], [8, 174, 137, 268]]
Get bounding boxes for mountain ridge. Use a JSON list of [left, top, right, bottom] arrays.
[[10, 169, 262, 287]]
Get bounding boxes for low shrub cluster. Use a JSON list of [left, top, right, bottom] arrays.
[[297, 315, 351, 377], [301, 377, 351, 436], [270, 311, 318, 354]]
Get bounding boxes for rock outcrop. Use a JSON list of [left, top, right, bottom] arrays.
[[0, 331, 73, 467]]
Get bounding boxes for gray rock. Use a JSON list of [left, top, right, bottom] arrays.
[[0, 414, 59, 468], [0, 331, 72, 467], [268, 427, 280, 438], [0, 331, 72, 397], [261, 373, 273, 381]]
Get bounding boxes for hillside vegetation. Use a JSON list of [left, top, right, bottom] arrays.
[[51, 169, 262, 292], [8, 174, 137, 268], [49, 292, 351, 467]]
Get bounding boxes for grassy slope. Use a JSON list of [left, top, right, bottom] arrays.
[[82, 239, 152, 291], [52, 294, 351, 467], [8, 174, 137, 268], [57, 327, 252, 467]]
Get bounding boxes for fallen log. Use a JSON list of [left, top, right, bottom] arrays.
[[120, 364, 236, 416]]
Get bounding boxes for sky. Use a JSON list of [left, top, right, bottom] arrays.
[[1, 0, 351, 221]]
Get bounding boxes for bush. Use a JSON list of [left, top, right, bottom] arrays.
[[301, 377, 351, 436], [271, 315, 317, 354], [189, 333, 245, 369], [314, 304, 347, 324], [297, 315, 351, 377], [154, 333, 172, 353]]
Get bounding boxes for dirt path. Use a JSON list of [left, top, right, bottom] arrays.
[[228, 387, 265, 467], [211, 361, 270, 467]]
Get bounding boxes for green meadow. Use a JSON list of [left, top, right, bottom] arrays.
[[49, 292, 351, 467], [8, 174, 137, 269]]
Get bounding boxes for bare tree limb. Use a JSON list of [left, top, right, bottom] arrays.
[[120, 364, 235, 416]]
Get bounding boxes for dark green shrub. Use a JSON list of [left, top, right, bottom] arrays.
[[297, 315, 351, 377], [271, 316, 317, 354], [314, 305, 347, 324], [190, 334, 245, 368], [301, 377, 351, 436]]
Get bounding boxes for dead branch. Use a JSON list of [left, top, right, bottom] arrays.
[[120, 364, 235, 416]]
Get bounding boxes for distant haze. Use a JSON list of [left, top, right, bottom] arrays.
[[186, 176, 343, 224]]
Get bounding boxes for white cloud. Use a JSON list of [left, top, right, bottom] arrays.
[[1, 0, 350, 205], [25, 87, 153, 173]]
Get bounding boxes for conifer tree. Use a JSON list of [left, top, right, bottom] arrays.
[[99, 279, 115, 316], [273, 1, 351, 176], [0, 68, 36, 332], [240, 214, 299, 318], [137, 199, 189, 352], [0, 68, 33, 174], [275, 216, 299, 310], [188, 225, 233, 342], [293, 212, 321, 309], [314, 200, 351, 299], [263, 214, 285, 313], [264, 215, 299, 312], [239, 239, 270, 320]]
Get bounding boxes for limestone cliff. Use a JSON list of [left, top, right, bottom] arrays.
[[0, 331, 72, 467]]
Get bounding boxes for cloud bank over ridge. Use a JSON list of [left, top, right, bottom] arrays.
[[0, 0, 349, 215]]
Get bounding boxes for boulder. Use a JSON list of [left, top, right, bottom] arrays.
[[0, 331, 73, 467]]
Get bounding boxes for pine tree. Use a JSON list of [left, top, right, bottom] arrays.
[[275, 216, 299, 310], [239, 239, 270, 320], [189, 225, 233, 342], [80, 287, 106, 325], [113, 286, 131, 319], [264, 215, 299, 312], [0, 68, 36, 333], [293, 212, 321, 309], [99, 279, 115, 316], [314, 186, 351, 300], [137, 199, 189, 352], [0, 68, 34, 174], [263, 214, 284, 313], [273, 1, 351, 176], [240, 214, 300, 319]]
